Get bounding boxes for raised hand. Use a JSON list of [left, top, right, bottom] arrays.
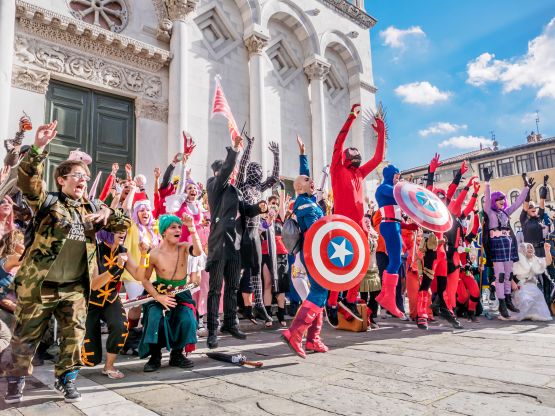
[[111, 163, 119, 176], [350, 103, 361, 117], [182, 131, 196, 156], [233, 134, 243, 149], [460, 160, 469, 175], [182, 213, 194, 227], [268, 141, 279, 155], [125, 164, 133, 180], [372, 117, 385, 138], [522, 173, 528, 187], [153, 167, 161, 180], [483, 168, 493, 182], [544, 175, 549, 186], [465, 175, 478, 188], [243, 131, 254, 146], [473, 179, 481, 194], [34, 120, 58, 149], [172, 153, 182, 165], [0, 165, 10, 184], [526, 176, 536, 189], [296, 135, 305, 155], [429, 153, 442, 173]]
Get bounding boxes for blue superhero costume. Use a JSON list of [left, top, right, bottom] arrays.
[[374, 164, 405, 318], [281, 153, 329, 358]]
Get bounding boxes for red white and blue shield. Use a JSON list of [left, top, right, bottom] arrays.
[[302, 214, 370, 292], [393, 181, 452, 233]]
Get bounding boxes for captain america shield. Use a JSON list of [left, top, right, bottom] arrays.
[[302, 214, 370, 292], [393, 181, 452, 232]]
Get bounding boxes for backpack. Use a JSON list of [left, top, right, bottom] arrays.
[[282, 207, 301, 255], [22, 193, 98, 255]]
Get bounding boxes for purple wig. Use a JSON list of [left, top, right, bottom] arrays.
[[490, 191, 507, 211], [132, 201, 159, 246], [96, 230, 115, 245]]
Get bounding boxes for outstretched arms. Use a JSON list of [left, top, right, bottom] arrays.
[[359, 116, 386, 178], [236, 133, 253, 189], [261, 141, 280, 191], [331, 104, 360, 169]]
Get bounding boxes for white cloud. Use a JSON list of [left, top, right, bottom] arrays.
[[394, 81, 451, 105], [466, 18, 555, 99], [419, 122, 468, 137], [438, 136, 494, 149], [379, 26, 426, 49]]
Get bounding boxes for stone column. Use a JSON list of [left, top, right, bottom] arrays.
[[165, 0, 198, 161], [244, 29, 269, 175], [0, 0, 16, 142], [304, 57, 330, 178]]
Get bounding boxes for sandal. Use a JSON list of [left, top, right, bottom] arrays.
[[102, 368, 125, 379]]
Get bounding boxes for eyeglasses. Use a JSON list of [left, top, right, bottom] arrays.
[[64, 173, 91, 182]]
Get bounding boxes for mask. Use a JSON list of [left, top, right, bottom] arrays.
[[345, 148, 361, 168]]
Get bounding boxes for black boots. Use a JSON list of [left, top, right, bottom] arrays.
[[498, 299, 510, 319], [169, 349, 194, 369], [143, 347, 162, 372], [505, 294, 520, 313]]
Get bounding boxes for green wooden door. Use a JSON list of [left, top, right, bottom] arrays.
[[45, 81, 135, 192]]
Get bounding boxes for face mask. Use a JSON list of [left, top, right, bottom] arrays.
[[345, 148, 361, 168]]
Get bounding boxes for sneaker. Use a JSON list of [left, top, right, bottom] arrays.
[[54, 371, 81, 403], [338, 300, 363, 321], [326, 305, 338, 327], [4, 376, 25, 404]]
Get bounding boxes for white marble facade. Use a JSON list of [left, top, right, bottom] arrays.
[[1, 0, 378, 186]]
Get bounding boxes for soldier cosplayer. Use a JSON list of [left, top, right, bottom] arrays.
[[4, 121, 130, 404]]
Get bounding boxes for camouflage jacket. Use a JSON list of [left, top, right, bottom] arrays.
[[14, 149, 130, 304]]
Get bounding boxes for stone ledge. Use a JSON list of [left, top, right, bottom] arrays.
[[316, 0, 377, 29]]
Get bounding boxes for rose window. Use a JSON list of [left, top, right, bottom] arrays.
[[67, 0, 129, 33]]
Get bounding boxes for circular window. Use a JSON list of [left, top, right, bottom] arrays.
[[67, 0, 129, 33]]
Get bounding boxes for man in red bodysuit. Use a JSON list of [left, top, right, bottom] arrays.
[[326, 104, 386, 325]]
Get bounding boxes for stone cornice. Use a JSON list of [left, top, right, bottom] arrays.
[[360, 80, 378, 94], [316, 0, 377, 29], [15, 0, 171, 71]]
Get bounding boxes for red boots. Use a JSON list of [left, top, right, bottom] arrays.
[[281, 300, 328, 358], [305, 309, 328, 353], [416, 290, 429, 330], [376, 271, 405, 318]]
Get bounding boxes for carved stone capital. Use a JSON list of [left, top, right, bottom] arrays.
[[135, 98, 169, 122], [165, 0, 198, 22], [244, 32, 269, 55], [11, 64, 50, 93], [304, 58, 331, 81]]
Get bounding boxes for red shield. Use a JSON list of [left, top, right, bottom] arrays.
[[393, 182, 452, 232], [302, 214, 370, 292]]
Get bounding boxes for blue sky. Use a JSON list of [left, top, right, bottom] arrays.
[[365, 0, 555, 169]]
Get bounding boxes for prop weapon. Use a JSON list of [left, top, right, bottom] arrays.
[[89, 171, 102, 200], [122, 283, 199, 309], [206, 352, 263, 368]]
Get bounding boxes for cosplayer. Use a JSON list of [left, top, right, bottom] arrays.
[[511, 242, 553, 321], [374, 165, 406, 318], [520, 175, 549, 258], [327, 104, 386, 325], [236, 135, 280, 325], [483, 168, 530, 319], [425, 155, 476, 328], [136, 214, 203, 372], [82, 227, 167, 379], [281, 137, 327, 358]]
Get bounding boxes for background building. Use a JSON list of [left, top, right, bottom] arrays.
[[0, 0, 380, 190], [401, 132, 555, 229]]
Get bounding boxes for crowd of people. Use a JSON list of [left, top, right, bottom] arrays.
[[0, 106, 554, 405]]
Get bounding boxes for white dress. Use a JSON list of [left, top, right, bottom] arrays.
[[512, 254, 552, 321]]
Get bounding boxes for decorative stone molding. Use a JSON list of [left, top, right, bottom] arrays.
[[244, 32, 269, 55], [15, 34, 163, 100], [316, 0, 377, 29], [11, 64, 50, 93], [156, 18, 172, 42], [152, 0, 169, 22], [135, 98, 169, 122], [165, 0, 198, 22], [15, 1, 171, 72], [195, 5, 241, 60], [304, 58, 331, 81], [360, 80, 378, 94], [67, 0, 129, 33]]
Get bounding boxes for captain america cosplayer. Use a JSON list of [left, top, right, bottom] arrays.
[[374, 164, 406, 318], [281, 136, 328, 358], [326, 104, 386, 325]]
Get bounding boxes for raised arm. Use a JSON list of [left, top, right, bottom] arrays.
[[261, 141, 280, 191], [426, 153, 441, 191], [483, 168, 494, 217], [448, 176, 476, 218], [446, 161, 469, 202], [462, 179, 480, 218], [236, 134, 253, 189], [359, 116, 386, 178], [213, 136, 242, 192], [18, 121, 58, 211], [161, 155, 179, 190], [506, 186, 529, 216], [331, 104, 360, 170], [297, 136, 310, 176]]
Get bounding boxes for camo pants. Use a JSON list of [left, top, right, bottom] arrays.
[[9, 281, 87, 377]]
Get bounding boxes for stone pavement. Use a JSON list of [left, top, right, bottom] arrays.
[[3, 317, 555, 415]]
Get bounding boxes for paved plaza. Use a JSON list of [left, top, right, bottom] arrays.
[[3, 318, 555, 415]]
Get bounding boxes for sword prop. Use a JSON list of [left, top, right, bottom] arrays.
[[206, 352, 263, 368], [122, 283, 199, 309]]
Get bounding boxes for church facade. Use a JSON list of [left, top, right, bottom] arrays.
[[0, 0, 378, 187]]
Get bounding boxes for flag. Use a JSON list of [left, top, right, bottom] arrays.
[[211, 76, 240, 141]]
